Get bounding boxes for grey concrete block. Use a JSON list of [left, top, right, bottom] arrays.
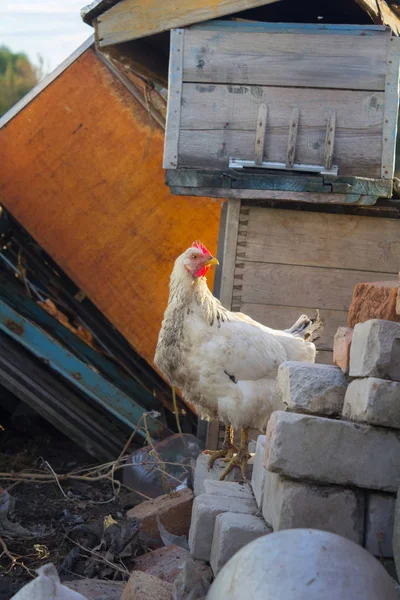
[[343, 378, 400, 429], [349, 320, 400, 380], [261, 470, 364, 544], [203, 480, 253, 500], [251, 435, 266, 508], [188, 494, 257, 561], [194, 454, 253, 497], [277, 361, 348, 415], [265, 411, 400, 492], [365, 493, 395, 557], [210, 512, 271, 575]]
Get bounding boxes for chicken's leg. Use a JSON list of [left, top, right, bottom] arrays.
[[219, 428, 251, 482], [203, 425, 239, 469]]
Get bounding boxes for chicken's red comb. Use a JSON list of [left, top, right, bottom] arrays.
[[191, 240, 211, 256]]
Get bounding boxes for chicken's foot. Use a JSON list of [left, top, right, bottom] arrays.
[[203, 425, 239, 470], [219, 428, 251, 482]]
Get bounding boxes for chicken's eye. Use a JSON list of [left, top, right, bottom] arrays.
[[191, 254, 198, 259]]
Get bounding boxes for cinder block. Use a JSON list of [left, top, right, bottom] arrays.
[[210, 512, 271, 575], [204, 480, 253, 500], [349, 319, 400, 380], [365, 493, 395, 558], [188, 494, 257, 561], [265, 411, 400, 492], [276, 361, 348, 416], [194, 454, 253, 497], [261, 470, 364, 544], [333, 327, 353, 374], [343, 378, 400, 429], [251, 435, 266, 508]]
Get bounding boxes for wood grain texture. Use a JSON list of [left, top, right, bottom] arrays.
[[183, 29, 389, 90], [219, 199, 241, 309], [95, 0, 280, 46], [381, 36, 400, 179], [0, 48, 222, 371], [243, 207, 400, 273], [238, 262, 394, 311], [239, 303, 346, 351], [354, 0, 400, 35], [178, 128, 383, 177]]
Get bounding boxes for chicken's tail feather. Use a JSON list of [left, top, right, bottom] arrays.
[[285, 310, 324, 343]]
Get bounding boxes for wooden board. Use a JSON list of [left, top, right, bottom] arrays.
[[180, 84, 385, 132], [178, 128, 383, 177], [183, 29, 389, 90], [236, 262, 395, 311], [0, 48, 222, 372], [239, 304, 347, 352], [355, 0, 400, 35], [95, 0, 281, 46], [242, 207, 400, 273]]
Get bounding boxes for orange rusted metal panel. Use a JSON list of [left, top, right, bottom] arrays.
[[0, 48, 222, 372]]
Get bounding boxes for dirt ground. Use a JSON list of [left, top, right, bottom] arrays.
[[0, 411, 144, 599]]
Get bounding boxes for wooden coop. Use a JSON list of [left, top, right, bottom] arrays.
[[81, 0, 400, 448]]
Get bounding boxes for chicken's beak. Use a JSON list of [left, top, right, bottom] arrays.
[[205, 256, 219, 267]]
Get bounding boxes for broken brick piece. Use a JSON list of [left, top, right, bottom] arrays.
[[122, 571, 173, 600], [348, 281, 400, 328], [132, 545, 189, 583], [127, 489, 193, 548], [333, 327, 353, 374]]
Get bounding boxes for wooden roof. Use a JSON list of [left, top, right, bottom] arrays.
[[81, 0, 400, 46]]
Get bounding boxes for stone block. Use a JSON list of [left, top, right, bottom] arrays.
[[132, 545, 189, 583], [121, 571, 173, 600], [251, 435, 266, 508], [349, 319, 400, 380], [343, 378, 400, 429], [348, 281, 400, 328], [261, 470, 364, 544], [188, 493, 257, 561], [333, 327, 353, 374], [276, 361, 348, 415], [193, 454, 252, 496], [127, 489, 193, 548], [265, 411, 400, 492], [203, 480, 253, 500], [210, 512, 271, 575], [365, 493, 395, 558]]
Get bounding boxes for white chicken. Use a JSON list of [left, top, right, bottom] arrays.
[[155, 241, 322, 479]]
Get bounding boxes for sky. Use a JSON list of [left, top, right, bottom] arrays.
[[1, 1, 93, 74]]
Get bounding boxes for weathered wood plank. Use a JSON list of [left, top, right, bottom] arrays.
[[220, 199, 241, 309], [238, 263, 396, 311], [183, 29, 389, 90], [95, 0, 281, 46], [178, 129, 383, 178], [163, 29, 184, 169], [315, 350, 333, 366], [254, 103, 267, 166], [168, 187, 379, 206], [242, 207, 400, 273], [180, 85, 385, 132], [286, 107, 300, 168], [381, 36, 400, 179], [324, 111, 336, 171], [354, 0, 400, 35], [238, 303, 347, 351]]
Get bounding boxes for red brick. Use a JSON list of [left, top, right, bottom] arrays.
[[132, 545, 189, 583], [122, 572, 173, 600], [333, 327, 353, 374], [127, 489, 193, 548], [347, 281, 400, 328]]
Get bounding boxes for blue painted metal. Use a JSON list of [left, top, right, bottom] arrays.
[[0, 275, 160, 412], [189, 20, 387, 35], [0, 297, 171, 441]]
